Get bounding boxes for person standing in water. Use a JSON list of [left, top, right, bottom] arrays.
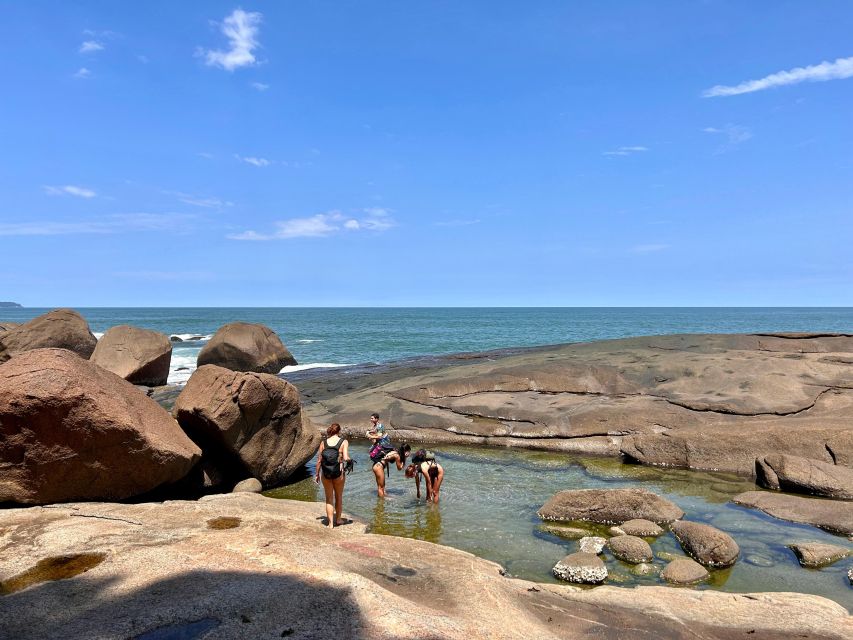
[[367, 413, 408, 497], [406, 449, 444, 504], [315, 423, 351, 528]]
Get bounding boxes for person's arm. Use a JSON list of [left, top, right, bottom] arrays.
[[342, 440, 350, 461], [415, 472, 421, 499], [315, 441, 324, 483]]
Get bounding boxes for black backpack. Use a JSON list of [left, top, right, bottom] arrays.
[[320, 438, 343, 479]]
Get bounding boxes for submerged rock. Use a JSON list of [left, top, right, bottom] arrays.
[[661, 558, 709, 585], [789, 542, 850, 568], [671, 521, 739, 568], [552, 552, 607, 584], [578, 536, 607, 554], [90, 325, 172, 386], [538, 524, 589, 540], [538, 488, 684, 524], [197, 322, 296, 374], [733, 491, 853, 535], [618, 519, 664, 537], [0, 308, 96, 363], [756, 454, 853, 500], [0, 348, 200, 504], [608, 535, 654, 564]]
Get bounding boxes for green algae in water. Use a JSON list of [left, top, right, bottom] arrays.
[[0, 553, 106, 595], [207, 516, 241, 530]]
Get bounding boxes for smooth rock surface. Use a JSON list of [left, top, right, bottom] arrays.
[[619, 518, 665, 537], [232, 478, 263, 493], [671, 521, 739, 568], [608, 535, 654, 564], [578, 536, 607, 554], [1, 495, 850, 639], [661, 558, 710, 585], [552, 552, 607, 584], [789, 542, 850, 568], [90, 325, 172, 386], [0, 308, 96, 363], [197, 322, 296, 374], [539, 524, 589, 540], [173, 365, 320, 488], [733, 491, 853, 535], [539, 488, 684, 524], [0, 349, 200, 504], [756, 454, 853, 500]]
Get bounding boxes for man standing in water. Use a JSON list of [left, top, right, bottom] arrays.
[[367, 412, 406, 497]]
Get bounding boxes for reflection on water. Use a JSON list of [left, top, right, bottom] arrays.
[[266, 442, 853, 609]]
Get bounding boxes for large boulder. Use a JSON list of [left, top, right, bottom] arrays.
[[538, 488, 684, 524], [0, 309, 96, 363], [173, 365, 320, 488], [552, 552, 607, 584], [0, 349, 201, 504], [197, 322, 296, 374], [670, 521, 739, 568], [90, 325, 172, 386], [733, 491, 853, 535], [756, 454, 853, 500]]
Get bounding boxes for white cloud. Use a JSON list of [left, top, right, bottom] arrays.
[[603, 146, 648, 157], [703, 124, 753, 152], [251, 81, 269, 91], [703, 56, 853, 97], [0, 213, 190, 236], [229, 209, 396, 241], [44, 185, 96, 198], [235, 154, 271, 167], [73, 67, 92, 79], [200, 9, 262, 71], [79, 40, 103, 53], [632, 243, 670, 253], [164, 190, 233, 208]]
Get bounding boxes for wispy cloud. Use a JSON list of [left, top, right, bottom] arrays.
[[435, 219, 481, 227], [235, 154, 271, 167], [229, 209, 396, 241], [703, 124, 753, 153], [73, 67, 92, 79], [603, 146, 648, 157], [703, 56, 853, 97], [632, 243, 669, 253], [44, 185, 96, 198], [250, 81, 269, 91], [163, 190, 233, 208], [0, 213, 192, 236], [79, 40, 103, 53], [199, 9, 262, 71]]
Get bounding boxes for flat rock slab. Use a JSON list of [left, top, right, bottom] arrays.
[[553, 552, 607, 584], [733, 491, 853, 535], [671, 521, 739, 568], [0, 495, 851, 640], [756, 454, 853, 500], [609, 535, 654, 564], [662, 558, 709, 585], [539, 488, 684, 524], [789, 543, 850, 568]]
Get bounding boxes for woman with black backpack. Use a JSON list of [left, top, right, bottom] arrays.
[[314, 423, 351, 528]]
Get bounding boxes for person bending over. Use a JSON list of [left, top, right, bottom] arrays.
[[406, 449, 444, 504]]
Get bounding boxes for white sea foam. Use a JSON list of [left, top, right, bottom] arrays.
[[93, 332, 104, 340], [279, 362, 349, 374], [170, 333, 213, 342], [295, 339, 323, 343], [167, 352, 198, 385]]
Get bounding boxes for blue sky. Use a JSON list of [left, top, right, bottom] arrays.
[[1, 1, 852, 306]]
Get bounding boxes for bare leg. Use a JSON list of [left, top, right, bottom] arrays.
[[321, 476, 335, 527], [373, 463, 386, 497], [429, 466, 444, 504], [333, 475, 345, 524]]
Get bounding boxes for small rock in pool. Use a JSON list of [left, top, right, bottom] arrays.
[[578, 536, 607, 555], [671, 521, 739, 568], [232, 478, 263, 493], [789, 542, 850, 568], [848, 566, 852, 585], [608, 535, 654, 564], [631, 562, 658, 576], [539, 524, 589, 540], [661, 558, 709, 585], [618, 519, 664, 537], [552, 552, 607, 584]]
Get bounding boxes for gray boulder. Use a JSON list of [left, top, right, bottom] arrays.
[[608, 535, 654, 564], [789, 542, 849, 568], [671, 521, 739, 568], [538, 488, 684, 524], [0, 308, 96, 363], [90, 325, 172, 386], [552, 552, 607, 584], [756, 454, 853, 500], [197, 322, 296, 374], [661, 558, 709, 585]]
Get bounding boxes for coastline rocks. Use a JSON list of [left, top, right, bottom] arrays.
[[552, 552, 607, 584], [232, 478, 263, 493], [608, 535, 654, 564], [0, 308, 96, 363], [578, 536, 607, 554], [733, 491, 853, 535], [0, 322, 18, 331], [618, 519, 664, 537], [90, 325, 172, 386], [670, 521, 739, 568], [661, 558, 709, 585], [756, 454, 853, 500], [0, 348, 201, 504], [538, 488, 684, 524], [789, 542, 850, 568], [197, 322, 296, 374], [173, 365, 320, 488]]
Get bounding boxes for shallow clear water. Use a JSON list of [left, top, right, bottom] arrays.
[[267, 443, 853, 610]]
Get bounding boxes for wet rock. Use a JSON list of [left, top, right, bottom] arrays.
[[789, 542, 850, 568], [173, 365, 320, 488], [578, 536, 607, 554], [618, 519, 664, 537], [661, 558, 709, 585], [848, 566, 853, 585], [630, 562, 658, 576], [608, 535, 654, 564], [733, 491, 853, 535], [0, 308, 96, 363], [671, 521, 739, 568], [0, 348, 200, 504], [756, 454, 853, 500], [538, 488, 684, 525], [539, 524, 588, 540], [170, 335, 183, 342], [552, 552, 607, 584], [197, 322, 296, 374], [90, 325, 172, 386], [233, 478, 263, 493]]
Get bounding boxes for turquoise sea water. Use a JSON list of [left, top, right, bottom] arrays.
[[2, 307, 852, 384]]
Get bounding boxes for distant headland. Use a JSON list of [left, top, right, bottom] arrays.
[[0, 301, 22, 308]]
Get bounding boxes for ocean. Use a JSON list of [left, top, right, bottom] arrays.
[[2, 307, 852, 385]]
